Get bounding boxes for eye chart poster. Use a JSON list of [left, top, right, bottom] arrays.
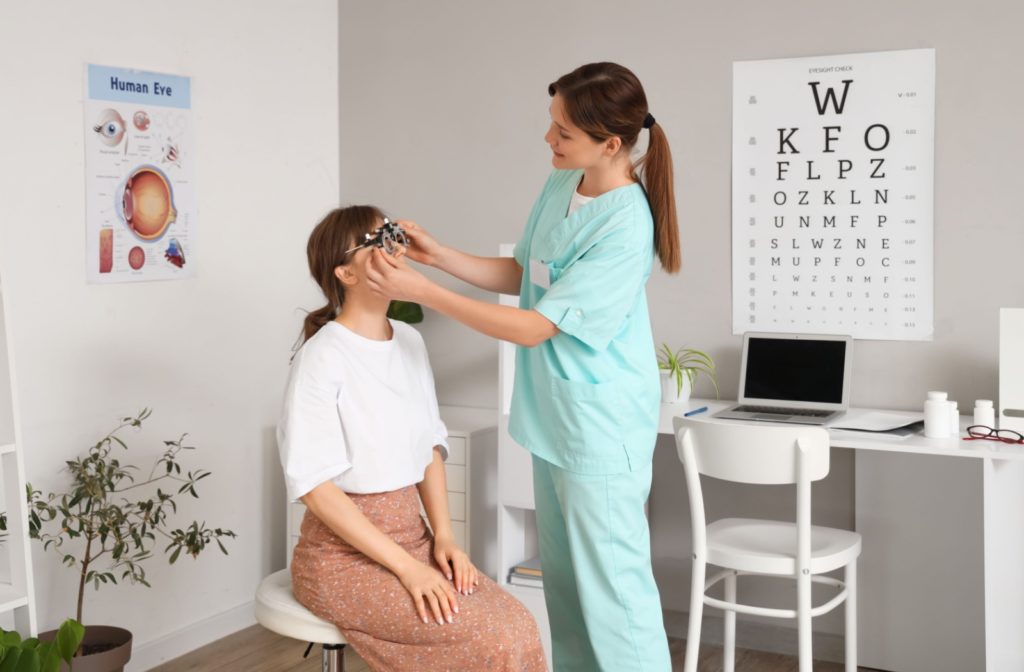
[[85, 64, 196, 283], [732, 49, 934, 340]]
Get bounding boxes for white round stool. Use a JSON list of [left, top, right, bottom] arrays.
[[255, 568, 348, 672]]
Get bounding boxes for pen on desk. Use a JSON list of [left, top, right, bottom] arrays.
[[683, 406, 709, 417]]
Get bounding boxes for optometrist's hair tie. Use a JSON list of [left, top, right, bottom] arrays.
[[642, 113, 656, 129]]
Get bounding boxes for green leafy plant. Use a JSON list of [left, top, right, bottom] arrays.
[[0, 618, 84, 672], [657, 344, 720, 398], [27, 409, 236, 625], [387, 300, 424, 324]]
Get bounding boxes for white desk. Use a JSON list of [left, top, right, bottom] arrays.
[[660, 399, 1024, 672]]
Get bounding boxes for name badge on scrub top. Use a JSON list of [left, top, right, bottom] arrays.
[[530, 258, 551, 289]]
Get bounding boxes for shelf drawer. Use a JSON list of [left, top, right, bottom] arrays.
[[448, 491, 466, 521], [447, 436, 467, 465], [445, 464, 466, 493]]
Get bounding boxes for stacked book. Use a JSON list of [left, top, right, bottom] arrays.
[[508, 556, 543, 588]]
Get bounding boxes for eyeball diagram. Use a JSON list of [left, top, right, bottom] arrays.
[[128, 246, 146, 270], [116, 165, 177, 240], [92, 108, 126, 146], [132, 110, 150, 131]]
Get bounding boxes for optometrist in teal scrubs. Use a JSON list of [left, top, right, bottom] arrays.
[[366, 62, 681, 671]]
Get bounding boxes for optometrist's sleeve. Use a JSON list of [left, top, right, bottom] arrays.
[[534, 223, 650, 351], [277, 352, 352, 502]]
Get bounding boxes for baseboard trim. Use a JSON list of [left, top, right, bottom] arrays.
[[127, 600, 257, 671], [126, 603, 845, 669], [663, 608, 848, 664]]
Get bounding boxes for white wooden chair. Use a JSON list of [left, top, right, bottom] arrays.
[[673, 416, 861, 672]]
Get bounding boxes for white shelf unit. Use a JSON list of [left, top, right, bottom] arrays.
[[286, 406, 497, 569], [494, 244, 552, 665], [0, 275, 37, 635]]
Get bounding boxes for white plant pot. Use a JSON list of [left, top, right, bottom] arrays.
[[660, 370, 692, 404]]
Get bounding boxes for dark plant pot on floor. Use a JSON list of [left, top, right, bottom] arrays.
[[40, 625, 133, 672]]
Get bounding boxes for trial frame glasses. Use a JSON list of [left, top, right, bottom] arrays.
[[344, 217, 409, 256]]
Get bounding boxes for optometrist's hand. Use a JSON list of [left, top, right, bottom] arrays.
[[366, 247, 431, 303], [397, 220, 446, 268], [397, 559, 459, 626], [433, 534, 480, 596]]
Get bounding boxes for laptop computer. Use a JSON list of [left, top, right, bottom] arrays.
[[714, 332, 853, 425]]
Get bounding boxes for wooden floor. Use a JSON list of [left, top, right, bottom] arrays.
[[151, 624, 874, 671]]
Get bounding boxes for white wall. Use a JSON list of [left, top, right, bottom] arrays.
[[339, 0, 1024, 412], [0, 284, 14, 446], [339, 0, 1023, 652], [0, 1, 338, 667]]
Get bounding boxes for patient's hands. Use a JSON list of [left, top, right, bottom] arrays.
[[397, 220, 446, 268], [397, 559, 459, 625], [433, 534, 480, 596]]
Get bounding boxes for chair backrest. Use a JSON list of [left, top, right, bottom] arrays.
[[672, 416, 831, 568], [672, 416, 830, 485]]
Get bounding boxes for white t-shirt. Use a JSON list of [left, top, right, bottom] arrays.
[[568, 188, 595, 216], [277, 319, 449, 501]]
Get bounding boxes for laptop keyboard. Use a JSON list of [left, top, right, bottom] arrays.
[[733, 405, 835, 418]]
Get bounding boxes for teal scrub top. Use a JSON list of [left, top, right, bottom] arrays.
[[509, 169, 661, 475]]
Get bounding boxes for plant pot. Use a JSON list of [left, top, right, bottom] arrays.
[[660, 370, 692, 404], [40, 625, 133, 672]]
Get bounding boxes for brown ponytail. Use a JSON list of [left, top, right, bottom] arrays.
[[637, 122, 680, 272], [300, 205, 385, 345], [549, 62, 681, 273]]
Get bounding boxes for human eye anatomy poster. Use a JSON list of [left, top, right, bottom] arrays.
[[85, 64, 195, 283], [732, 49, 934, 341]]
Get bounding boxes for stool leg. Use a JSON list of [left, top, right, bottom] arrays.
[[322, 643, 345, 672]]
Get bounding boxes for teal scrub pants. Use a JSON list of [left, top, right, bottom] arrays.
[[532, 454, 671, 671]]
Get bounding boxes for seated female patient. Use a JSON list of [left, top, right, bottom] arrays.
[[279, 205, 547, 671]]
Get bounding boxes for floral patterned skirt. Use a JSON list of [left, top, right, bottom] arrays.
[[291, 485, 547, 671]]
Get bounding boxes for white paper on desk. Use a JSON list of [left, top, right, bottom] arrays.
[[829, 427, 915, 442], [831, 410, 925, 432]]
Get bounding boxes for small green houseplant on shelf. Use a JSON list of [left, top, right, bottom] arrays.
[[657, 344, 720, 404], [26, 409, 236, 671], [0, 618, 84, 672], [387, 300, 423, 324]]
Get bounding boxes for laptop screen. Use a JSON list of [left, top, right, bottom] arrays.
[[744, 336, 847, 404]]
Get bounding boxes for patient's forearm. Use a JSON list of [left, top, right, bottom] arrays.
[[417, 448, 453, 540], [301, 482, 416, 575]]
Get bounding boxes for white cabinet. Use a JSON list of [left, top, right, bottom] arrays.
[[436, 407, 497, 561], [286, 406, 497, 569], [0, 275, 37, 635]]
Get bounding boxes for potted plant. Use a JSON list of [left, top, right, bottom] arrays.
[[657, 344, 720, 404], [387, 300, 423, 324], [25, 409, 236, 672], [0, 619, 84, 672]]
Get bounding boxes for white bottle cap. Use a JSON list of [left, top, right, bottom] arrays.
[[927, 391, 948, 400], [976, 399, 993, 408], [950, 401, 958, 410]]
